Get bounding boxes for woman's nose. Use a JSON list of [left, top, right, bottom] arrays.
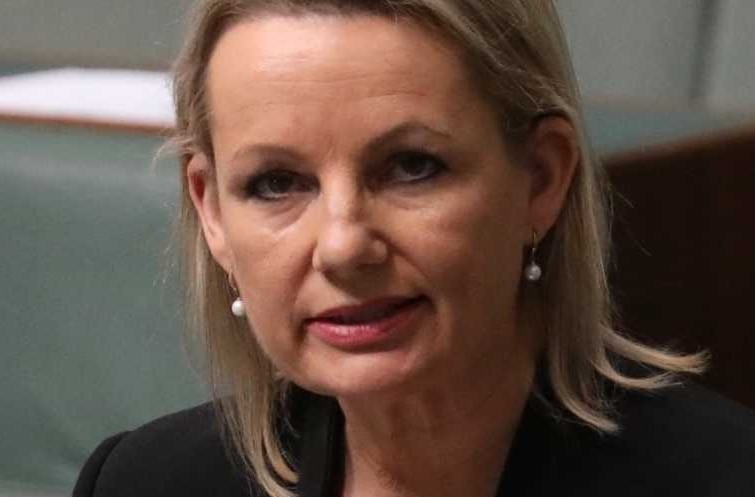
[[311, 194, 388, 278]]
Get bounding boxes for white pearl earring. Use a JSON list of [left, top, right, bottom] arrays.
[[228, 272, 246, 317], [524, 229, 542, 282], [231, 297, 246, 317]]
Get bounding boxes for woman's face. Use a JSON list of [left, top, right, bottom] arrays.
[[191, 15, 542, 398]]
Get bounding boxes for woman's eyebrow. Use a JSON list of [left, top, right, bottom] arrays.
[[363, 121, 452, 153], [229, 143, 304, 168], [227, 121, 451, 168], [355, 121, 452, 166]]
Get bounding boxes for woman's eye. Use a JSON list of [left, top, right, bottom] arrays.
[[245, 171, 311, 201], [385, 151, 446, 184]]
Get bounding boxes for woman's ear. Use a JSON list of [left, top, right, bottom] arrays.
[[525, 116, 579, 237], [186, 153, 233, 273]]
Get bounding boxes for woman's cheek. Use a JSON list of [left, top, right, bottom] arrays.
[[229, 240, 300, 350]]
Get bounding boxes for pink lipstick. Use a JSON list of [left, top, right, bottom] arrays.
[[305, 297, 426, 350]]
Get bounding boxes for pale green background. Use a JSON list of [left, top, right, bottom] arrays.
[[0, 0, 753, 107]]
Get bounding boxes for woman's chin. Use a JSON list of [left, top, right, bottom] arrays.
[[292, 351, 431, 400]]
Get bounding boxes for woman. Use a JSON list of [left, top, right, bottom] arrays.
[[74, 1, 755, 496]]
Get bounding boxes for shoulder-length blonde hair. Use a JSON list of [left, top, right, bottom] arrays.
[[170, 1, 706, 496]]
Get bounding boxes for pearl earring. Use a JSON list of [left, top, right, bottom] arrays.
[[231, 297, 246, 317], [524, 229, 542, 282], [228, 272, 246, 317]]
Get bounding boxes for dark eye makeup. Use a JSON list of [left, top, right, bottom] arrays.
[[244, 170, 314, 202], [243, 150, 448, 202], [383, 151, 447, 185]]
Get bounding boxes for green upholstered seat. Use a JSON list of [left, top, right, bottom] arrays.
[[0, 123, 206, 496]]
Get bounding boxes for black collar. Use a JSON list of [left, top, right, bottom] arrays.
[[295, 393, 344, 497]]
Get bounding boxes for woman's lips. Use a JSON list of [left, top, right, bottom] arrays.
[[305, 297, 426, 350]]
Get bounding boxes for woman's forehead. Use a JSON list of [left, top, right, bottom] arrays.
[[203, 14, 500, 166], [206, 15, 478, 118]]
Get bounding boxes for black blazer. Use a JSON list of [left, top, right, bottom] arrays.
[[74, 382, 755, 497]]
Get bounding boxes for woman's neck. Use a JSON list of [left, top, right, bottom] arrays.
[[337, 351, 536, 497]]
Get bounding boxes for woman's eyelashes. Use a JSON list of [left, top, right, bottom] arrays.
[[382, 150, 447, 185], [243, 151, 448, 202], [244, 170, 314, 202]]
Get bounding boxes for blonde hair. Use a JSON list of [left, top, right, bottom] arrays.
[[170, 1, 706, 496]]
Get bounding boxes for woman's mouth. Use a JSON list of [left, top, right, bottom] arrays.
[[305, 296, 427, 349]]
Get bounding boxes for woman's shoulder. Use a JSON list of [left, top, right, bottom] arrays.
[[619, 380, 755, 438], [616, 381, 755, 465], [542, 381, 755, 496], [72, 402, 255, 497]]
